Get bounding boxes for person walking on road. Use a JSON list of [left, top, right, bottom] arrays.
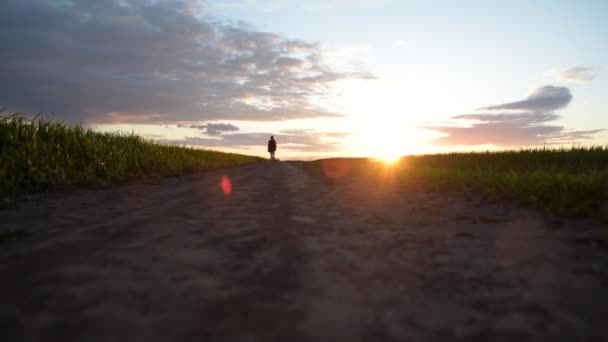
[[268, 136, 277, 161]]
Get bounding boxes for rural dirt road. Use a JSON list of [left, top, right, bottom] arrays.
[[1, 161, 608, 341]]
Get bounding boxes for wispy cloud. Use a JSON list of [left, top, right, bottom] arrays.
[[394, 40, 408, 48], [0, 0, 371, 124], [427, 85, 603, 146], [558, 66, 600, 82], [180, 123, 240, 135], [323, 45, 375, 75]]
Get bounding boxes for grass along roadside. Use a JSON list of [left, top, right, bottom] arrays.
[[0, 114, 265, 197], [307, 148, 608, 219]]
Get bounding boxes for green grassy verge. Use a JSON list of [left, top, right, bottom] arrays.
[[0, 114, 265, 196], [307, 148, 608, 218]]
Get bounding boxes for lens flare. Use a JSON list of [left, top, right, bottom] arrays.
[[221, 175, 232, 195]]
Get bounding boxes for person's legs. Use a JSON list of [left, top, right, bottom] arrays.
[[270, 151, 275, 160]]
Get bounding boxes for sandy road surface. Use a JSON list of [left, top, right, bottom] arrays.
[[1, 161, 608, 341]]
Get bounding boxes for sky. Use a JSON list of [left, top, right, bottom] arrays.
[[1, 0, 606, 160]]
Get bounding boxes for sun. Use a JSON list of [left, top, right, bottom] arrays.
[[357, 123, 405, 165], [372, 145, 403, 165], [377, 152, 401, 165], [366, 137, 403, 163]]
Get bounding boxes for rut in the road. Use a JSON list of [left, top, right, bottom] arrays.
[[196, 162, 308, 339]]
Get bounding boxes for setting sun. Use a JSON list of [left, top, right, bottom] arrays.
[[369, 132, 403, 164], [377, 153, 401, 165], [355, 120, 410, 162]]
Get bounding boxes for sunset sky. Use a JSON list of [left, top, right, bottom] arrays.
[[1, 0, 606, 159]]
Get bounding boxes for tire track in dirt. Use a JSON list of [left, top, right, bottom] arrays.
[[282, 161, 426, 340]]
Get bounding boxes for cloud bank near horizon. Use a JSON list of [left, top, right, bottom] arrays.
[[429, 85, 603, 146], [0, 0, 371, 124], [169, 129, 348, 152]]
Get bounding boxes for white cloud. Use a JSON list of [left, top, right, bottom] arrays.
[[557, 66, 600, 82], [322, 45, 375, 75]]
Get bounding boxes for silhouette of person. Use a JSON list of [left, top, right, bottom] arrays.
[[267, 136, 277, 161]]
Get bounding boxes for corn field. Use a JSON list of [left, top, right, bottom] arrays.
[[0, 114, 265, 196]]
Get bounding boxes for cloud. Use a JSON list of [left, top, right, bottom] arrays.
[[558, 66, 600, 82], [452, 112, 560, 124], [170, 129, 348, 152], [427, 85, 603, 146], [479, 86, 572, 112], [323, 45, 375, 75], [430, 123, 601, 146], [394, 40, 408, 48], [0, 0, 370, 124], [186, 123, 240, 135]]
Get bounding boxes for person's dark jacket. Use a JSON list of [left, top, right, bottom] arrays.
[[268, 139, 276, 152]]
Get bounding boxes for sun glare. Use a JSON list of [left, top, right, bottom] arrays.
[[356, 121, 406, 164], [377, 153, 401, 165], [364, 132, 404, 164]]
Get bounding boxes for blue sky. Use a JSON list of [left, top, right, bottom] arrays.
[[1, 0, 606, 159]]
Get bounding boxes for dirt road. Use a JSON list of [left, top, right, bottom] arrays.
[[1, 161, 607, 341]]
